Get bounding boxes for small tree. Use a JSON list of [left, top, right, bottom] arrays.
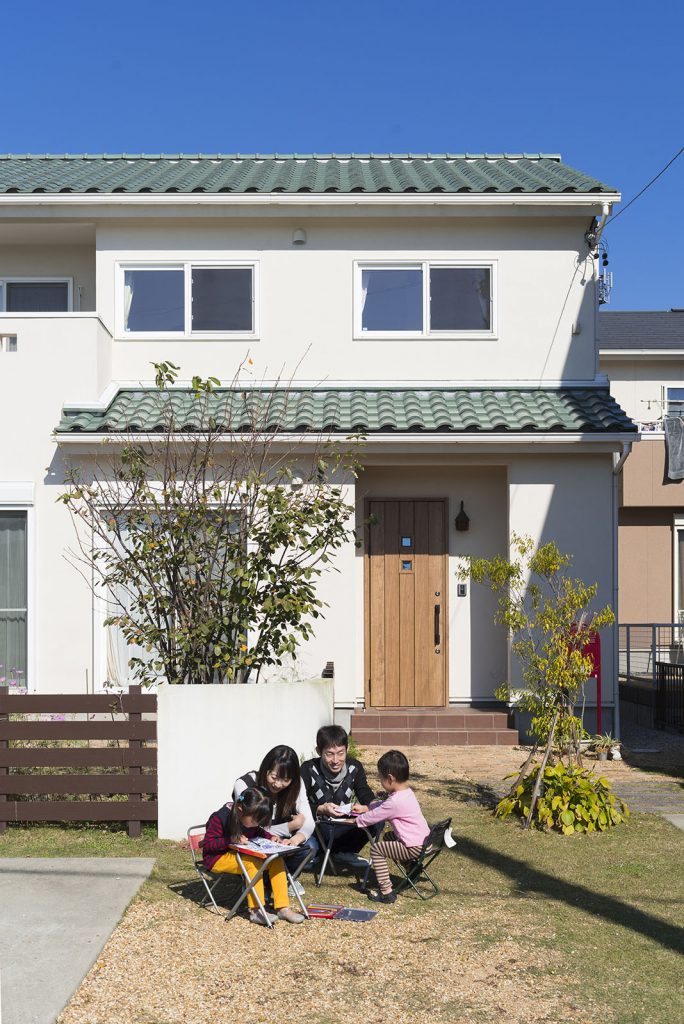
[[459, 534, 616, 828], [60, 361, 359, 687]]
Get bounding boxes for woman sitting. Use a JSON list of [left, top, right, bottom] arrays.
[[233, 744, 315, 883]]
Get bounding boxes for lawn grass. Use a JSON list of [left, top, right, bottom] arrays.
[[1, 766, 683, 1024]]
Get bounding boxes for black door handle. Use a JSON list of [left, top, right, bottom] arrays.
[[434, 604, 441, 647]]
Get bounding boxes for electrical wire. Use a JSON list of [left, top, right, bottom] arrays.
[[605, 145, 684, 227]]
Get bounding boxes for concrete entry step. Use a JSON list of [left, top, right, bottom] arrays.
[[350, 706, 518, 747]]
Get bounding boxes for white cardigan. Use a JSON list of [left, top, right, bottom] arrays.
[[232, 771, 315, 840]]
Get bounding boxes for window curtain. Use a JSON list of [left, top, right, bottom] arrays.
[[0, 512, 27, 688], [105, 585, 137, 688], [360, 270, 370, 318], [476, 272, 491, 328], [123, 273, 135, 330]]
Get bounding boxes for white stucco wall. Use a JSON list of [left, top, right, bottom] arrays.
[[0, 205, 618, 702], [156, 679, 333, 840], [94, 215, 598, 388], [0, 316, 111, 693], [508, 453, 616, 707], [0, 243, 96, 311], [601, 354, 684, 425]]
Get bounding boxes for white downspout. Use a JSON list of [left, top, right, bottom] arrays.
[[595, 202, 611, 243], [612, 440, 632, 739]]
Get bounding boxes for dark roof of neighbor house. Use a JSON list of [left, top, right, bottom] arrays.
[[56, 387, 636, 435], [599, 310, 684, 350], [0, 154, 616, 195]]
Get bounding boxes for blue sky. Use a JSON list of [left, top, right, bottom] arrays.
[[4, 1, 682, 310]]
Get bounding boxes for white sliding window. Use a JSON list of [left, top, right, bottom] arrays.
[[119, 263, 256, 337], [0, 511, 27, 688], [356, 261, 494, 337]]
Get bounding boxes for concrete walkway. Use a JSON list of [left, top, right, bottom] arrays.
[[0, 857, 154, 1024]]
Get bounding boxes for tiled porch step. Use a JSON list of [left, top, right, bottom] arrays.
[[352, 712, 510, 730], [351, 728, 518, 747]]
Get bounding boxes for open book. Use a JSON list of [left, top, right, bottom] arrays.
[[229, 836, 294, 859]]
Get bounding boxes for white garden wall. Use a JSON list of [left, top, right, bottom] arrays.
[[156, 678, 334, 840]]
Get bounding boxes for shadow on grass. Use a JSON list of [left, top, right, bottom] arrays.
[[169, 875, 241, 912], [423, 779, 500, 808], [456, 836, 684, 956]]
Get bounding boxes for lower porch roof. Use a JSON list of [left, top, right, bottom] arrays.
[[55, 386, 637, 436]]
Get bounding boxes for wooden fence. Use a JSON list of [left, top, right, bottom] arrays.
[[0, 684, 157, 837]]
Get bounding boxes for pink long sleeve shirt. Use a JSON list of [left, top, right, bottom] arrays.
[[356, 787, 429, 848]]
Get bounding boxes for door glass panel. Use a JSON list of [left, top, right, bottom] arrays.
[[401, 560, 413, 571], [0, 512, 27, 689], [361, 269, 422, 331]]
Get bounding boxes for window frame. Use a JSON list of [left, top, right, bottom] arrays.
[[115, 261, 259, 340], [0, 487, 34, 692], [353, 259, 497, 340], [664, 386, 684, 421], [674, 515, 684, 621], [0, 277, 73, 313]]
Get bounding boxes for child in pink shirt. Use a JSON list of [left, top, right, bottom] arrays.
[[353, 749, 430, 903]]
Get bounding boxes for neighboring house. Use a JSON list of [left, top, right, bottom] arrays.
[[0, 153, 636, 739], [600, 309, 684, 623]]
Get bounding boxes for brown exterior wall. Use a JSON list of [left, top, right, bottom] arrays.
[[621, 437, 684, 508], [618, 509, 673, 622]]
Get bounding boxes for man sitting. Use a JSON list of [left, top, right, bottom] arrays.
[[300, 725, 377, 875]]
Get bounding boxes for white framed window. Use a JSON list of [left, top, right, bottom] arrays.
[[0, 277, 72, 313], [665, 387, 684, 420], [116, 262, 258, 338], [354, 260, 495, 338], [674, 516, 684, 621], [0, 485, 34, 692]]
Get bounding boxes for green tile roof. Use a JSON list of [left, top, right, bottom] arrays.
[[0, 154, 615, 195], [56, 387, 636, 435]]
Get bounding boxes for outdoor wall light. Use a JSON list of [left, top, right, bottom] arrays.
[[455, 501, 470, 532], [292, 229, 307, 245]]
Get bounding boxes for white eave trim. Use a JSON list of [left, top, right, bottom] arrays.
[[0, 191, 621, 209], [600, 348, 684, 358], [54, 430, 638, 450]]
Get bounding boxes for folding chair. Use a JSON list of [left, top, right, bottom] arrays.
[[187, 825, 310, 927], [313, 818, 375, 889], [389, 817, 453, 900]]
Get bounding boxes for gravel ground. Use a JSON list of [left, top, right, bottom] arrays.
[[59, 894, 603, 1024], [57, 733, 683, 1024], [58, 748, 606, 1024]]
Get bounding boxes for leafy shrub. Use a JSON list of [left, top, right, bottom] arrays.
[[496, 762, 629, 834]]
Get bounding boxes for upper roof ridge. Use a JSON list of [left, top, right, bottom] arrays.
[[0, 152, 564, 161]]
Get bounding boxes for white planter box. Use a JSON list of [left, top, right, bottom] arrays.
[[157, 679, 333, 840]]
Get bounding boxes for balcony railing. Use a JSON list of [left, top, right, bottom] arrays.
[[619, 623, 684, 732]]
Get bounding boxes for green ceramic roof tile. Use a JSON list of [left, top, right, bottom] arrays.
[[56, 388, 637, 436], [0, 154, 616, 195]]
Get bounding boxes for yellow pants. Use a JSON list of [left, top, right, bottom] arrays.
[[211, 852, 289, 910]]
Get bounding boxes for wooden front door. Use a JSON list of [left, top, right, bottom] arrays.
[[365, 499, 448, 708]]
